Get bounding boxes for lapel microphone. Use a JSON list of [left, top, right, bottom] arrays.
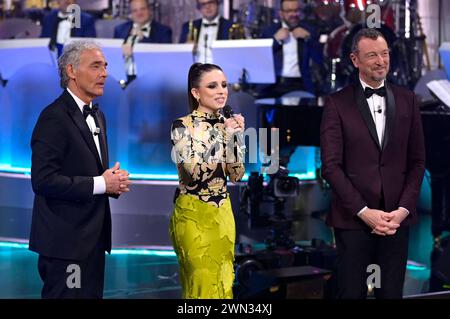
[[203, 33, 208, 63], [94, 127, 100, 136], [375, 106, 382, 114]]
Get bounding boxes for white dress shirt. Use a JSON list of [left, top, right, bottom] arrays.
[[66, 88, 106, 195], [356, 79, 409, 217], [360, 78, 386, 146], [125, 21, 152, 76], [131, 21, 151, 41], [196, 16, 220, 64], [56, 11, 72, 45], [281, 22, 301, 78]]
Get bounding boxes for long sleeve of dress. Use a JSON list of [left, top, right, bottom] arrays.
[[171, 119, 196, 185], [224, 132, 245, 183]]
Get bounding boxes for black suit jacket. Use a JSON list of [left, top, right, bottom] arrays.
[[179, 17, 233, 43], [113, 20, 173, 43], [29, 90, 112, 260], [260, 22, 323, 93], [320, 82, 425, 229]]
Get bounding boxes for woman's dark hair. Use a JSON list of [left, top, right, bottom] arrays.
[[187, 63, 223, 112]]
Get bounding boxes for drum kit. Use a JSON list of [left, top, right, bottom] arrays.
[[235, 0, 426, 93], [322, 0, 426, 91]]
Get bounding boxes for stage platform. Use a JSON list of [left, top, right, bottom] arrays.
[[0, 171, 442, 298], [0, 172, 243, 247], [0, 171, 333, 247]]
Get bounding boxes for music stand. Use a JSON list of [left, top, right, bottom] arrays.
[[211, 39, 275, 84], [0, 38, 54, 79], [68, 37, 126, 82], [133, 43, 195, 88]]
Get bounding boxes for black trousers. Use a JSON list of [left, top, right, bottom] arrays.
[[334, 226, 410, 299], [37, 234, 106, 299]]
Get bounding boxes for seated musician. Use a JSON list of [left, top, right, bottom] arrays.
[[258, 0, 322, 98], [114, 0, 172, 85], [179, 0, 233, 64]]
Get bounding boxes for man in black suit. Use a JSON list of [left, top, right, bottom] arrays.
[[114, 0, 172, 85], [113, 0, 172, 44], [260, 0, 322, 96], [29, 40, 131, 299], [179, 0, 233, 63], [41, 0, 96, 57]]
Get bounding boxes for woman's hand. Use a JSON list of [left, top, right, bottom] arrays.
[[224, 114, 245, 135]]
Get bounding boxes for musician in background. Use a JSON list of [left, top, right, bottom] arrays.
[[305, 0, 343, 36], [179, 0, 233, 63], [114, 0, 172, 85], [41, 0, 96, 57], [324, 0, 397, 90], [304, 0, 344, 94], [259, 0, 322, 97]]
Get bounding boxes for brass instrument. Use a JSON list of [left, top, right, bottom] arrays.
[[417, 15, 431, 71], [187, 19, 199, 57], [25, 0, 45, 8], [228, 23, 246, 40], [187, 19, 198, 43]]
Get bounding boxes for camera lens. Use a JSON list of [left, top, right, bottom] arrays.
[[278, 179, 293, 193], [274, 177, 299, 197]]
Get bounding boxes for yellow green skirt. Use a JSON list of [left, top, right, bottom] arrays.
[[169, 194, 236, 299]]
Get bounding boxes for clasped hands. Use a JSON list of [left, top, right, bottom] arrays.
[[359, 208, 409, 236], [102, 162, 131, 195]]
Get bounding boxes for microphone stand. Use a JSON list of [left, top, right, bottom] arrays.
[[238, 68, 256, 97], [192, 39, 198, 63], [204, 33, 208, 63], [0, 73, 6, 87]]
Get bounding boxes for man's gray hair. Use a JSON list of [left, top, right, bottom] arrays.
[[57, 40, 102, 88]]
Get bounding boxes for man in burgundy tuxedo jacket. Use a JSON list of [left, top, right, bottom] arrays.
[[320, 28, 425, 299]]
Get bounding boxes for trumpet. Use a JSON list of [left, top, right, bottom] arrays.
[[187, 19, 198, 43], [228, 23, 246, 40]]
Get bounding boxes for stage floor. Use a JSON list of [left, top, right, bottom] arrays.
[[0, 213, 439, 299]]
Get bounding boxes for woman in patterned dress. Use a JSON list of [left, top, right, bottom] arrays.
[[169, 63, 245, 299]]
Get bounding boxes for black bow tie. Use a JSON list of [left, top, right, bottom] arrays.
[[57, 16, 69, 23], [364, 86, 386, 98], [83, 104, 98, 119], [57, 12, 71, 21], [203, 23, 218, 27]]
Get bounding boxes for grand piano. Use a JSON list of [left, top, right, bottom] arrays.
[[256, 96, 450, 238]]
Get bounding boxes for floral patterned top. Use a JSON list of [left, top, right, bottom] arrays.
[[171, 109, 245, 207]]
